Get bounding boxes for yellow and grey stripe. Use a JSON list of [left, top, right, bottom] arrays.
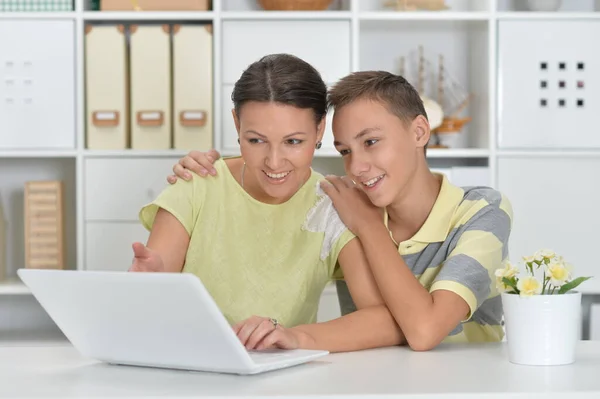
[[337, 175, 513, 344]]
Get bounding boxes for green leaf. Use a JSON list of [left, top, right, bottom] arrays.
[[558, 276, 593, 294], [502, 277, 520, 294]]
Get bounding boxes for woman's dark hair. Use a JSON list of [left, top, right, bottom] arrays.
[[231, 53, 328, 124]]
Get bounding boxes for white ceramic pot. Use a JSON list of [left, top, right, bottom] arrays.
[[526, 0, 562, 11], [502, 291, 581, 366]]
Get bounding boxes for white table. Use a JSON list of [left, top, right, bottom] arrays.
[[2, 340, 600, 399]]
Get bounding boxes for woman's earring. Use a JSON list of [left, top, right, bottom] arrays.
[[316, 141, 322, 149], [237, 138, 240, 144]]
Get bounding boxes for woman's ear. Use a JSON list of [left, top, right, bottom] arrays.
[[232, 108, 240, 134], [413, 115, 431, 149], [316, 116, 326, 145]]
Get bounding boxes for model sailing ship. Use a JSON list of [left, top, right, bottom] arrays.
[[399, 46, 472, 148]]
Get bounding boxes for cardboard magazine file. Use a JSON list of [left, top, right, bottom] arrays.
[[130, 24, 172, 150], [85, 24, 129, 150], [173, 24, 213, 150], [24, 181, 65, 270]]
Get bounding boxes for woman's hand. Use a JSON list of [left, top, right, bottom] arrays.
[[167, 149, 221, 184], [320, 175, 383, 237], [233, 316, 303, 351], [128, 242, 166, 272]]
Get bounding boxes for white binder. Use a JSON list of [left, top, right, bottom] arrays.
[[130, 25, 172, 150], [85, 24, 128, 150], [173, 24, 213, 150]]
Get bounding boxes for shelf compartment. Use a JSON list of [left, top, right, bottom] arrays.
[[359, 11, 489, 20], [359, 19, 490, 151], [359, 0, 491, 12], [221, 0, 351, 11], [0, 158, 76, 284], [83, 11, 214, 20], [497, 0, 600, 12]]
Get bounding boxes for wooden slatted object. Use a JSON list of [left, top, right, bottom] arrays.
[[24, 181, 65, 270]]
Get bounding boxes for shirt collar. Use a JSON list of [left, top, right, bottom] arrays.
[[384, 173, 465, 244]]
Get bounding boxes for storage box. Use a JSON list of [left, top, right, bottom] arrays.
[[0, 0, 73, 11], [24, 181, 65, 270], [100, 0, 210, 11]]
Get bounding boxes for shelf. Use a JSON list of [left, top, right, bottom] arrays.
[[83, 150, 191, 158], [496, 11, 600, 20], [83, 11, 214, 21], [0, 150, 78, 158], [426, 148, 489, 158], [498, 150, 600, 158], [220, 148, 489, 159], [221, 11, 351, 20], [0, 280, 29, 295], [0, 12, 75, 19], [359, 11, 490, 21]]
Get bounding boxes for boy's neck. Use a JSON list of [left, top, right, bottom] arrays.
[[385, 164, 442, 242]]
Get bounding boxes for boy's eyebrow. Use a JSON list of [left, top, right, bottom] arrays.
[[334, 127, 382, 146]]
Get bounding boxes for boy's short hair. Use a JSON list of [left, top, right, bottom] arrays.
[[328, 71, 430, 153]]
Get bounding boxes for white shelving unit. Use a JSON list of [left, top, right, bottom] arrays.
[[1, 0, 600, 339]]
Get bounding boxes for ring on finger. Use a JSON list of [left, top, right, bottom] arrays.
[[269, 318, 279, 328]]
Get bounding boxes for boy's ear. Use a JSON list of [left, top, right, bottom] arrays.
[[413, 115, 431, 149]]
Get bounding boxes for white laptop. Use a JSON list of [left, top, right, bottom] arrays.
[[17, 269, 329, 375]]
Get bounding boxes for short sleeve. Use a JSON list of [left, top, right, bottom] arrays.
[[329, 230, 356, 279], [430, 199, 513, 321], [139, 176, 201, 236]]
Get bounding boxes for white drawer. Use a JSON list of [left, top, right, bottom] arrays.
[[84, 158, 178, 221], [85, 222, 149, 272], [221, 20, 351, 85], [0, 20, 75, 149]]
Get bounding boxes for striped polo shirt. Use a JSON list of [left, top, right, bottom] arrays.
[[336, 174, 513, 343]]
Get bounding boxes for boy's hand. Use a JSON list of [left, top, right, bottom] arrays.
[[167, 149, 221, 184], [320, 175, 382, 237], [128, 242, 165, 273]]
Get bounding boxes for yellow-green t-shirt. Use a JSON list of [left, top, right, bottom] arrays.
[[139, 159, 355, 328]]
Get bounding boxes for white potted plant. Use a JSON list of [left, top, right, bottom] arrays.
[[496, 250, 592, 366]]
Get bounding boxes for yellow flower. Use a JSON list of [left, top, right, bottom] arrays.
[[495, 261, 519, 292], [535, 249, 556, 260], [546, 262, 572, 288], [517, 276, 542, 297], [522, 255, 535, 264]]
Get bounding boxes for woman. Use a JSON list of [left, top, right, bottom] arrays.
[[169, 70, 513, 351], [130, 54, 403, 353]]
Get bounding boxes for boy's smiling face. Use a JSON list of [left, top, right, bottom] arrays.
[[332, 97, 430, 208]]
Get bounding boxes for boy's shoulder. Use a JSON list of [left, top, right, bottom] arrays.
[[459, 185, 513, 218]]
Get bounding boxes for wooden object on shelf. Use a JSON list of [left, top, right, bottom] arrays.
[[100, 0, 210, 11], [258, 0, 333, 11], [383, 0, 448, 11], [24, 181, 65, 270]]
